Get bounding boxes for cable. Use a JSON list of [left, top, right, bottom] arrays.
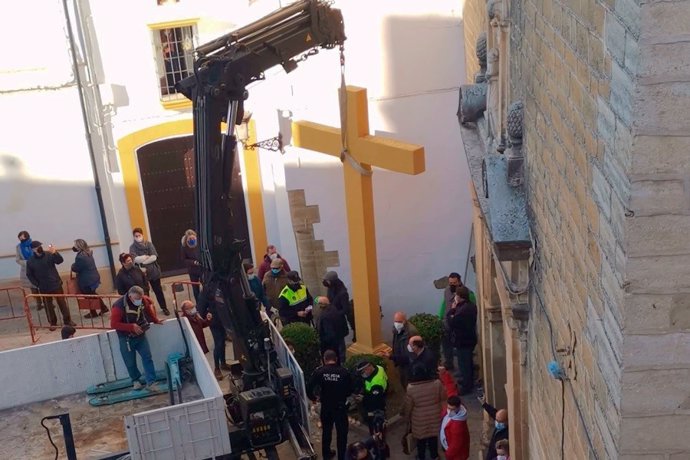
[[40, 417, 59, 460], [561, 379, 565, 460]]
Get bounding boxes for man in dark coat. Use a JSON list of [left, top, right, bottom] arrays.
[[26, 241, 74, 330], [314, 296, 348, 363], [446, 286, 478, 394], [323, 271, 355, 342], [440, 272, 476, 369], [382, 311, 418, 388], [257, 244, 292, 282], [180, 230, 202, 301], [397, 336, 439, 382], [479, 396, 509, 460]]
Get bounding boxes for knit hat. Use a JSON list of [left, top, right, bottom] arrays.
[[270, 258, 284, 269], [30, 241, 42, 248], [323, 271, 339, 282]]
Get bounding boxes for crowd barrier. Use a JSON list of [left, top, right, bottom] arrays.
[[24, 293, 121, 344], [0, 286, 27, 322]]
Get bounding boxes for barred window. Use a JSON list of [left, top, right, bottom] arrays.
[[153, 26, 195, 101]]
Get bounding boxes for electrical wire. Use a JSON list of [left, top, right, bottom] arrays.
[[561, 379, 565, 460], [40, 417, 59, 460]]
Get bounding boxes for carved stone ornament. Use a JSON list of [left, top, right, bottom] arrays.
[[486, 48, 499, 77], [475, 32, 488, 83], [505, 100, 524, 186], [487, 0, 500, 20], [458, 83, 488, 124]]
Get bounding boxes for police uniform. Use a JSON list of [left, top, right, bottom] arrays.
[[359, 365, 388, 435], [307, 362, 353, 460], [278, 282, 313, 325]]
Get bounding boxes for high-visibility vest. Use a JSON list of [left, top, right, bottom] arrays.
[[279, 284, 308, 306], [364, 366, 388, 393]]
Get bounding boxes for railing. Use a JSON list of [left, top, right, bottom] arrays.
[[168, 281, 202, 311], [0, 286, 27, 322], [24, 293, 121, 343]]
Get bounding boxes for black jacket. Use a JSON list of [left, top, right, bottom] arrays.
[[307, 363, 353, 409], [26, 252, 64, 292], [446, 300, 478, 348], [71, 251, 101, 291], [397, 347, 439, 381], [197, 286, 225, 329], [278, 284, 313, 325], [315, 304, 347, 350], [390, 322, 418, 368], [327, 280, 350, 314], [115, 266, 147, 295], [181, 244, 202, 277], [483, 402, 509, 460]]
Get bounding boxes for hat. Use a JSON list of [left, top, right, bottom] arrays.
[[30, 241, 42, 248], [270, 258, 284, 269], [323, 271, 339, 282], [286, 271, 301, 282], [356, 361, 372, 372]]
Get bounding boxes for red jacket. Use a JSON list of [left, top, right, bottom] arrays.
[[111, 295, 161, 334], [186, 314, 209, 354], [440, 368, 459, 398], [440, 406, 470, 460]]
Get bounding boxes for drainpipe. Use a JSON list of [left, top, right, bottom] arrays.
[[61, 0, 117, 284]]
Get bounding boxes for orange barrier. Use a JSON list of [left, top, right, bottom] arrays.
[[0, 286, 27, 321], [169, 281, 202, 311], [24, 293, 121, 343]]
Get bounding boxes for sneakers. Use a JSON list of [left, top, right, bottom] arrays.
[[146, 382, 160, 392], [214, 368, 224, 381], [132, 381, 144, 390], [161, 308, 171, 316]]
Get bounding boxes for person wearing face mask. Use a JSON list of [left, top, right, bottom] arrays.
[[354, 361, 388, 436], [323, 271, 356, 342], [398, 336, 439, 383], [439, 395, 470, 460], [110, 285, 164, 390], [479, 395, 509, 460], [129, 228, 170, 316], [257, 244, 291, 282], [278, 271, 314, 326], [439, 273, 476, 370], [494, 439, 510, 460], [180, 229, 202, 301], [180, 300, 209, 354], [71, 238, 109, 318], [26, 241, 75, 331], [262, 258, 289, 321], [16, 231, 44, 311], [244, 263, 269, 313], [445, 286, 478, 395], [380, 311, 418, 389], [115, 253, 149, 296]]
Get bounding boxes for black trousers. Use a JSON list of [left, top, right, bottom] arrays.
[[44, 287, 71, 325], [148, 278, 168, 309], [416, 436, 439, 460], [81, 285, 108, 316], [321, 405, 348, 460], [189, 272, 201, 302], [457, 346, 474, 393], [442, 334, 456, 369]]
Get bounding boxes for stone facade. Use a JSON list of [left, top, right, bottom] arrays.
[[460, 0, 690, 458]]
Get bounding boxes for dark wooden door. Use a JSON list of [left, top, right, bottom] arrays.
[[136, 136, 251, 276]]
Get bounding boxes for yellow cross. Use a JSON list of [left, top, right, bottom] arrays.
[[292, 86, 425, 353]]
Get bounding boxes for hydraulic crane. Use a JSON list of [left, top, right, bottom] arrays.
[[177, 1, 346, 458]]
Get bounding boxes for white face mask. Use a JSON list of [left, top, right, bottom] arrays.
[[269, 252, 277, 260], [496, 456, 507, 460], [247, 273, 256, 280], [134, 235, 144, 243], [188, 308, 198, 315], [407, 344, 414, 353], [393, 322, 404, 332]]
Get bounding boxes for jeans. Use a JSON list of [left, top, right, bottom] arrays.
[[44, 287, 72, 325], [118, 334, 156, 384], [321, 404, 348, 460], [457, 346, 475, 393], [149, 278, 168, 309], [210, 325, 226, 368], [416, 436, 439, 460]]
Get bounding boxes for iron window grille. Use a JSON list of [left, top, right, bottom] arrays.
[[152, 25, 196, 101]]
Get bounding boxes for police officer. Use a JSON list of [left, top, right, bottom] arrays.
[[355, 361, 388, 436], [307, 349, 353, 460], [278, 271, 314, 326]]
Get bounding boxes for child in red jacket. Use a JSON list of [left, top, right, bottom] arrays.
[[439, 367, 470, 460]]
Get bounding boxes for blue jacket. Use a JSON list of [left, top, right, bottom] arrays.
[[71, 251, 101, 291]]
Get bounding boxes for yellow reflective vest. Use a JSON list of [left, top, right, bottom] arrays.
[[279, 284, 308, 306]]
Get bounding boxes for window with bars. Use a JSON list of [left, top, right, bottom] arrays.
[[152, 25, 195, 101]]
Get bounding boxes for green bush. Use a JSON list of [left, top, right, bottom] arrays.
[[280, 323, 321, 379], [409, 313, 443, 358], [344, 353, 387, 373]]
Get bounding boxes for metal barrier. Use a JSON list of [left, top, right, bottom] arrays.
[[169, 281, 202, 311], [0, 286, 27, 321], [24, 293, 121, 344]]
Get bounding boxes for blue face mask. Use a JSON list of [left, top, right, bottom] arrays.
[[188, 238, 197, 246], [271, 268, 281, 275], [495, 421, 506, 431]]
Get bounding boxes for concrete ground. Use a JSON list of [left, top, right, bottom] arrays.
[[0, 278, 487, 459]]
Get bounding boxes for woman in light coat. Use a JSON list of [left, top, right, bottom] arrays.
[[403, 363, 447, 460]]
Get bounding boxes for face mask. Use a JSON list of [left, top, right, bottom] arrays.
[[134, 235, 144, 243], [447, 407, 457, 416], [269, 253, 278, 260], [72, 246, 79, 252], [449, 285, 457, 293], [131, 298, 143, 306], [495, 421, 507, 430], [497, 456, 507, 460], [271, 268, 281, 275], [407, 344, 414, 353], [247, 273, 256, 280], [124, 261, 134, 269], [35, 248, 44, 255], [188, 308, 198, 315], [322, 280, 330, 288], [289, 282, 300, 289], [393, 321, 404, 332], [187, 238, 196, 246]]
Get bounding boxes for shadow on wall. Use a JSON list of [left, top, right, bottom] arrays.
[[0, 153, 116, 281]]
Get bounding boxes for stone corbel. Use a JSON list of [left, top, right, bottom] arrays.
[[458, 33, 488, 124], [505, 101, 524, 186]]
